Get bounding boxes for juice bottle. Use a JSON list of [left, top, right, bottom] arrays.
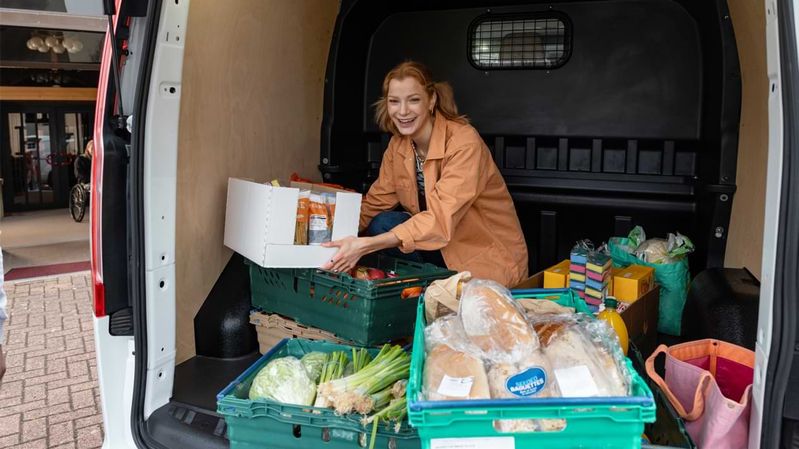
[[598, 297, 629, 355]]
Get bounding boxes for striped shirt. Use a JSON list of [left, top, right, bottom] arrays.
[[413, 143, 426, 211]]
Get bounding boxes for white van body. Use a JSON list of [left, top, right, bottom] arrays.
[[90, 1, 798, 448]]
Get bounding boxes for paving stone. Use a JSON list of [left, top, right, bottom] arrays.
[[1, 395, 23, 407], [3, 368, 44, 383], [71, 389, 95, 410], [23, 384, 46, 402], [23, 402, 71, 421], [48, 386, 70, 406], [75, 424, 104, 448], [12, 437, 48, 449], [0, 400, 47, 418], [48, 358, 68, 375], [67, 361, 88, 378], [0, 380, 23, 399], [74, 413, 103, 430], [50, 406, 98, 425], [50, 442, 76, 449], [48, 374, 91, 390], [0, 433, 20, 447], [24, 356, 44, 371], [0, 413, 21, 437], [21, 417, 47, 442], [24, 372, 65, 387], [47, 421, 75, 446]]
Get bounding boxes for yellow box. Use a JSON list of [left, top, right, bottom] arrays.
[[613, 265, 655, 302], [608, 266, 621, 297], [543, 259, 570, 288]]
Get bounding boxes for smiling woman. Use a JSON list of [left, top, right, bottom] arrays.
[[321, 61, 529, 287]]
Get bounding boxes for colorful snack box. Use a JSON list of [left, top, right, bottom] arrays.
[[613, 264, 655, 302], [543, 259, 571, 289]]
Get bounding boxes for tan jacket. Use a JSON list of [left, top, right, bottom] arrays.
[[360, 116, 529, 287]]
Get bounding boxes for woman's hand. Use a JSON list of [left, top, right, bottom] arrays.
[[321, 236, 370, 273]]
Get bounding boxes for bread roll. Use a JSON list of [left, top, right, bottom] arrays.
[[424, 344, 490, 401], [459, 282, 539, 361]]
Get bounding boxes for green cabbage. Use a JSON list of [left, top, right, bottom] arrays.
[[248, 356, 316, 406], [300, 352, 327, 383]]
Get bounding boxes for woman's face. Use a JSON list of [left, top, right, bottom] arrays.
[[386, 77, 435, 139]]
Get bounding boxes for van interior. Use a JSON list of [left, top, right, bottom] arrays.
[[96, 0, 797, 447]]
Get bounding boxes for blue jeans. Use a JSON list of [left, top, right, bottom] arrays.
[[365, 211, 447, 267]]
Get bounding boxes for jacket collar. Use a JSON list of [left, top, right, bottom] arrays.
[[397, 114, 447, 160]]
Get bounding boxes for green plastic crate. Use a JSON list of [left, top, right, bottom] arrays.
[[407, 289, 657, 449], [510, 287, 594, 315], [249, 254, 454, 346], [217, 338, 420, 449], [629, 342, 696, 448]]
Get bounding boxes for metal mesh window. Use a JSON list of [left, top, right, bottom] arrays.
[[469, 13, 571, 69]]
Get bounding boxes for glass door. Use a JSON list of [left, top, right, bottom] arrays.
[[58, 110, 93, 191], [5, 111, 57, 208], [1, 104, 94, 212]]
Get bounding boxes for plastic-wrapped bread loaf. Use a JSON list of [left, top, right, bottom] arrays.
[[424, 315, 477, 353], [487, 363, 538, 433], [458, 280, 539, 362], [487, 351, 566, 433], [424, 344, 490, 401], [533, 317, 629, 397]]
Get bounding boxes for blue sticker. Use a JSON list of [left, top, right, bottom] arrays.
[[505, 367, 547, 397]]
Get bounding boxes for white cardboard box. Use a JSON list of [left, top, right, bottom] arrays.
[[224, 177, 362, 268]]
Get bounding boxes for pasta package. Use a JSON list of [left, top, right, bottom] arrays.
[[324, 192, 336, 223], [294, 189, 310, 245], [308, 193, 331, 245]]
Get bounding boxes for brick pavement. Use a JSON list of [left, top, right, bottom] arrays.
[[0, 272, 104, 449]]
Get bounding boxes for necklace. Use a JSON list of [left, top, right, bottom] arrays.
[[411, 141, 425, 165]]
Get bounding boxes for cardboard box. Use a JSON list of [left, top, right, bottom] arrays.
[[513, 271, 544, 289], [608, 266, 620, 298], [620, 285, 660, 357], [543, 259, 570, 288], [613, 265, 655, 302], [224, 177, 362, 268], [514, 270, 660, 357]]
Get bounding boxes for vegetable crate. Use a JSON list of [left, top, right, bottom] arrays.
[[407, 289, 657, 449], [249, 254, 454, 346], [249, 311, 353, 354], [217, 338, 420, 449]]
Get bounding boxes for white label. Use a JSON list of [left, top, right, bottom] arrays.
[[554, 365, 600, 397], [437, 375, 474, 398], [309, 215, 328, 231], [430, 437, 515, 449]]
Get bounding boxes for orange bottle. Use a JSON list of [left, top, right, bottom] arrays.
[[597, 298, 629, 355]]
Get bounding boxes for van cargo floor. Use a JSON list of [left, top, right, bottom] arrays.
[[172, 351, 262, 411]]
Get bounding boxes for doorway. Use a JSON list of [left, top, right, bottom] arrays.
[[1, 102, 94, 213]]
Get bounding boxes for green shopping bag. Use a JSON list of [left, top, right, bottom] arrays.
[[609, 237, 690, 336]]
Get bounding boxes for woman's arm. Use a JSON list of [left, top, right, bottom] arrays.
[[321, 232, 401, 273]]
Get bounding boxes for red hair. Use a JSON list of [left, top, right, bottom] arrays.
[[374, 61, 469, 135]]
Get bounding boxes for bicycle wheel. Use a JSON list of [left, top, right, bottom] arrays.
[[70, 183, 87, 222]]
